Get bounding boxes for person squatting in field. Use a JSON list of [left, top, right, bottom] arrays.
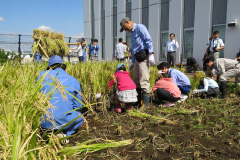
[[37, 55, 84, 143], [107, 63, 138, 113], [157, 62, 191, 103], [152, 74, 181, 107], [192, 72, 219, 99], [120, 17, 155, 111], [205, 57, 240, 99]]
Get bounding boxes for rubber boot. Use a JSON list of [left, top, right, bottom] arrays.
[[134, 88, 142, 107], [139, 92, 150, 111], [219, 81, 227, 99]]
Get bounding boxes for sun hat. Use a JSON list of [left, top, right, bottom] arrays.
[[116, 63, 125, 69]]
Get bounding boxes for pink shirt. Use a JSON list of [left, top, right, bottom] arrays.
[[108, 71, 136, 91], [152, 77, 181, 98]]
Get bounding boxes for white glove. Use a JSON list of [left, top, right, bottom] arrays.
[[96, 93, 102, 99], [212, 69, 217, 76], [129, 62, 134, 71], [149, 54, 155, 65], [192, 89, 198, 94]]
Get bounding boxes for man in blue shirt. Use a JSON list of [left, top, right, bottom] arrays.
[[120, 17, 155, 111], [37, 55, 84, 143], [157, 62, 191, 101]]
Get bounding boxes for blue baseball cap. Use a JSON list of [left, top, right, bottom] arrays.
[[116, 63, 125, 69], [48, 55, 64, 67]]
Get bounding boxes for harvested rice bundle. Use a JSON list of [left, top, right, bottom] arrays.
[[32, 29, 69, 59]]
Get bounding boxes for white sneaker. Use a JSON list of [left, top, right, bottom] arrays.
[[56, 132, 69, 145]]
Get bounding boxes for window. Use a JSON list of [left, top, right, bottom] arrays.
[[159, 0, 169, 61], [101, 0, 105, 10], [160, 32, 169, 60], [183, 29, 194, 59], [102, 39, 105, 59], [211, 0, 227, 57], [142, 0, 149, 29], [91, 0, 94, 14], [113, 0, 117, 6], [91, 0, 95, 39], [212, 25, 226, 58], [183, 0, 195, 59]]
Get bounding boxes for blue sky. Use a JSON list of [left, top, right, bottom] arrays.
[[0, 0, 84, 37]]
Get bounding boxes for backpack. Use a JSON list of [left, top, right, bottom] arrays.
[[187, 57, 197, 66]]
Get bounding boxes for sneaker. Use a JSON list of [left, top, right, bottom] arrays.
[[56, 132, 69, 145], [163, 102, 175, 107], [115, 108, 122, 113], [180, 94, 188, 101]]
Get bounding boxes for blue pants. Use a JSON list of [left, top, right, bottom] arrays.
[[178, 85, 191, 95]]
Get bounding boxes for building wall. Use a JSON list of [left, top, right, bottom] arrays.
[[84, 0, 240, 66]]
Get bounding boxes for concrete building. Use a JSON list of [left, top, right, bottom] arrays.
[[84, 0, 240, 67]]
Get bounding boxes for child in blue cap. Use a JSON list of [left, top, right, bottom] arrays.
[[107, 63, 138, 112]]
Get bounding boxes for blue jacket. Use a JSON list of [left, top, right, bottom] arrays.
[[37, 68, 84, 136], [90, 44, 99, 55], [168, 68, 191, 86]]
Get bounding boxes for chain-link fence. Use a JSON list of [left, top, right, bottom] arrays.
[[0, 34, 91, 56]]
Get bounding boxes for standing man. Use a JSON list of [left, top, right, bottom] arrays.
[[205, 57, 240, 98], [165, 33, 179, 67], [205, 30, 224, 61], [115, 38, 127, 62], [120, 17, 155, 111]]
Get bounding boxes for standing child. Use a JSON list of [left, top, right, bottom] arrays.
[[108, 63, 138, 113]]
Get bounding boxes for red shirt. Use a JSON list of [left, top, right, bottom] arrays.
[[108, 71, 136, 91], [152, 77, 181, 98]]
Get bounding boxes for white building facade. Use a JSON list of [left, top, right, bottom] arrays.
[[84, 0, 240, 67]]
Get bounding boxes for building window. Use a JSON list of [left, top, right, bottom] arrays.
[[91, 0, 95, 39], [212, 0, 227, 58], [101, 0, 105, 59], [102, 38, 105, 59], [183, 0, 195, 60], [183, 29, 194, 59], [159, 0, 169, 61], [126, 0, 132, 48], [160, 32, 169, 60], [113, 0, 117, 6], [142, 0, 149, 29]]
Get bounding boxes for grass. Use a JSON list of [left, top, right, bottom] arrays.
[[0, 61, 240, 159]]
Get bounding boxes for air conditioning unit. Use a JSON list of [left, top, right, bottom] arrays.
[[227, 19, 237, 27]]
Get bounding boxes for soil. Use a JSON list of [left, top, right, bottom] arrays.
[[69, 86, 240, 159]]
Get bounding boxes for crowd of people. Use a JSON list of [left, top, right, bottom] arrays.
[[37, 17, 240, 144]]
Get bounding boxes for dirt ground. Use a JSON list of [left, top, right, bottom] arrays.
[[69, 83, 240, 160]]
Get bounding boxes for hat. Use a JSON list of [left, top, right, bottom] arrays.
[[116, 63, 125, 69], [76, 38, 83, 43], [120, 17, 130, 32], [48, 55, 64, 67], [81, 38, 85, 41]]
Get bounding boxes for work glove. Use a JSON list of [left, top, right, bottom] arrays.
[[149, 54, 155, 65], [192, 89, 198, 94], [96, 93, 101, 99]]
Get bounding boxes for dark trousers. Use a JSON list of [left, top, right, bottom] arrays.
[[206, 88, 219, 97], [79, 56, 84, 62], [167, 52, 176, 67], [178, 85, 191, 95], [117, 58, 124, 62], [156, 88, 180, 102]]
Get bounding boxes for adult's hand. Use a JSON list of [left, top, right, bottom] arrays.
[[149, 54, 155, 65]]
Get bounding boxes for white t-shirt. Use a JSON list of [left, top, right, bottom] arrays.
[[73, 45, 83, 57], [209, 38, 224, 52], [115, 43, 127, 59]]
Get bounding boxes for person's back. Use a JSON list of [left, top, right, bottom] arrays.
[[214, 58, 239, 75], [115, 42, 127, 60], [152, 77, 181, 98], [168, 68, 191, 86], [114, 71, 136, 91]]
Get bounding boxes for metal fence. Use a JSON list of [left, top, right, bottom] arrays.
[[0, 34, 91, 56]]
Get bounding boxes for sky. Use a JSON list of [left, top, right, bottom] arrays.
[[0, 0, 84, 37]]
